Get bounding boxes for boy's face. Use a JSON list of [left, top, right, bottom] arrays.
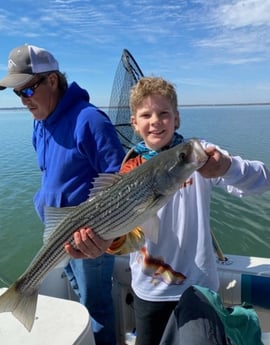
[[131, 94, 179, 151]]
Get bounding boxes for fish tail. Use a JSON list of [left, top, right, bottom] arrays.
[[0, 283, 38, 332]]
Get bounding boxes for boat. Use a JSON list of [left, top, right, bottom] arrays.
[[0, 253, 270, 344]]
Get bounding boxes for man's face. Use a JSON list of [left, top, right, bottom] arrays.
[[13, 73, 60, 120]]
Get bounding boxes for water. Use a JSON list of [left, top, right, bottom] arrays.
[[0, 110, 43, 286], [0, 106, 270, 287], [180, 105, 270, 260]]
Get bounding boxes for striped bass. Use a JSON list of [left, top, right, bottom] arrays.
[[0, 138, 208, 331]]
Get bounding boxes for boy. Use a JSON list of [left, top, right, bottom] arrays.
[[106, 77, 270, 345], [68, 77, 270, 345]]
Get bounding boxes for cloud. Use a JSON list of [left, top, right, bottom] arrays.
[[0, 0, 269, 106], [0, 0, 268, 60], [192, 0, 270, 64], [217, 0, 270, 28]]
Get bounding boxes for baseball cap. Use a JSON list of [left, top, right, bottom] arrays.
[[0, 44, 59, 90]]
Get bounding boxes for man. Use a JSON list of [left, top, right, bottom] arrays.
[[0, 44, 125, 345]]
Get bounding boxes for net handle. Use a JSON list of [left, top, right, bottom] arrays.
[[122, 49, 144, 83]]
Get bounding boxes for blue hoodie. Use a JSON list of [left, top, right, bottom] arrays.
[[32, 82, 125, 222]]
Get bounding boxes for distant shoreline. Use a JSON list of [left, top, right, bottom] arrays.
[[0, 102, 270, 111]]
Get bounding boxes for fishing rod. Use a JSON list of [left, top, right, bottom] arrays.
[[211, 230, 228, 263]]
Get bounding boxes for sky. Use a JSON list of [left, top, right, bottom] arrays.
[[0, 0, 269, 107]]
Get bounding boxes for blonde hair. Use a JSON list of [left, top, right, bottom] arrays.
[[129, 76, 179, 114]]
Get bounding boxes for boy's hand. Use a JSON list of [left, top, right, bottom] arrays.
[[198, 146, 231, 178], [64, 227, 113, 259]]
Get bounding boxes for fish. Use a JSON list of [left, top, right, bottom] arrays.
[[0, 138, 208, 332]]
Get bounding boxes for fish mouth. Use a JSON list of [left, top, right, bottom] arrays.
[[189, 139, 208, 168]]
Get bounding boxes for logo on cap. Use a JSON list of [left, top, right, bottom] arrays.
[[8, 59, 17, 72]]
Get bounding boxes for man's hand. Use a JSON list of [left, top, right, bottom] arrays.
[[64, 227, 113, 259], [198, 146, 231, 178]]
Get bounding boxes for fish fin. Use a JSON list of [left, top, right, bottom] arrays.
[[43, 206, 76, 244], [90, 173, 123, 198], [0, 283, 38, 332], [140, 216, 160, 243]]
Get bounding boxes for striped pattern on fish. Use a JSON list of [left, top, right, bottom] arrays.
[[0, 138, 208, 331]]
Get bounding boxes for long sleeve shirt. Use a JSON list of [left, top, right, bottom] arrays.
[[113, 139, 270, 301]]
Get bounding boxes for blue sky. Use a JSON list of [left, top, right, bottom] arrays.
[[0, 0, 269, 107]]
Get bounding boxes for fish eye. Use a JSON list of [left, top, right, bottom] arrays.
[[179, 152, 186, 160]]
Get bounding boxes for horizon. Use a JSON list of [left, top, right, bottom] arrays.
[[1, 102, 270, 111]]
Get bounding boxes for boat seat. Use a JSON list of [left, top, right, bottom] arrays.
[[0, 288, 96, 345]]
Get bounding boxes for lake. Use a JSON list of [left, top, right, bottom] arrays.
[[0, 105, 270, 286]]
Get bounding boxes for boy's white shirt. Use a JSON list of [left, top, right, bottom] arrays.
[[129, 140, 270, 302]]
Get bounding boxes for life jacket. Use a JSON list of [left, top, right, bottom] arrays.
[[121, 147, 138, 167]]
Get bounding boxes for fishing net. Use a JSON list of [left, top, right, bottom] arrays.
[[108, 49, 144, 151]]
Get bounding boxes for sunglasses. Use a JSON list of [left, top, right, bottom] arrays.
[[13, 76, 46, 98]]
